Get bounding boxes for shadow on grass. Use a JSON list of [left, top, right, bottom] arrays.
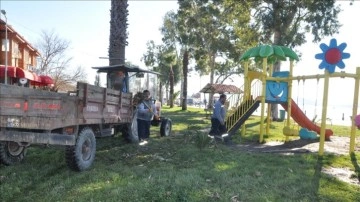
[[162, 108, 205, 115], [244, 118, 278, 130], [230, 136, 322, 153], [245, 120, 262, 128], [312, 156, 323, 199], [350, 153, 360, 182]]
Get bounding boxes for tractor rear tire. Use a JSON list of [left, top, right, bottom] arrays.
[[0, 141, 26, 165], [122, 109, 139, 143], [65, 127, 96, 171]]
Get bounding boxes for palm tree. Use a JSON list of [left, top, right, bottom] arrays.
[[109, 0, 128, 66]]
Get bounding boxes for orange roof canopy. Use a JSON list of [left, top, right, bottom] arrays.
[[199, 83, 242, 94]]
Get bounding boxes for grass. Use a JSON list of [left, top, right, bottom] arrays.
[[0, 105, 360, 201]]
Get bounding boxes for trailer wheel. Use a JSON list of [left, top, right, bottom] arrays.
[[160, 118, 172, 137], [65, 127, 96, 171], [0, 141, 26, 165], [122, 109, 139, 143]]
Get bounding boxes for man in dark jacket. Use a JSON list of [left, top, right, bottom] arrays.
[[209, 94, 227, 137]]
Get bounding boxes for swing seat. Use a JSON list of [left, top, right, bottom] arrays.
[[283, 126, 299, 136], [299, 128, 318, 140]]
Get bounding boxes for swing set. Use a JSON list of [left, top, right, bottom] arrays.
[[283, 78, 321, 139]]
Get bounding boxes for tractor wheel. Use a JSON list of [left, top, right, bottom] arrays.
[[160, 118, 172, 137], [0, 141, 26, 165], [122, 110, 139, 143], [65, 127, 96, 171]]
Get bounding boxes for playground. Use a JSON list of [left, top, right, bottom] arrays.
[[218, 38, 360, 185], [221, 38, 360, 157]]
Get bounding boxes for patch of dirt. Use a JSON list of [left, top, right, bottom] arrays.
[[322, 167, 360, 186], [232, 136, 359, 155], [228, 136, 360, 186]]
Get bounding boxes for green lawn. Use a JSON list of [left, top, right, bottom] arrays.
[[0, 106, 359, 202]]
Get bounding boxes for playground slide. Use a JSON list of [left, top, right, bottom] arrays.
[[280, 99, 333, 139], [226, 100, 261, 136]]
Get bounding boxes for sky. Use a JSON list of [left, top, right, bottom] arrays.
[[1, 0, 360, 124], [0, 0, 179, 83]]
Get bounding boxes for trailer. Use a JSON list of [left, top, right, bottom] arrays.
[[0, 64, 172, 171]]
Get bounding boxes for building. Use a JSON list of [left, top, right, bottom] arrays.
[[0, 18, 52, 87]]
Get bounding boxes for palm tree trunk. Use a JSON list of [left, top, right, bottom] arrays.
[[181, 49, 189, 110], [109, 0, 128, 66], [169, 65, 174, 108]]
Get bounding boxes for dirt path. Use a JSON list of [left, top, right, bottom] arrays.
[[231, 136, 359, 155], [228, 136, 360, 186]]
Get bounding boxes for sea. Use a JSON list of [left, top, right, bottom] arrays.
[[195, 103, 358, 127], [252, 103, 357, 127]]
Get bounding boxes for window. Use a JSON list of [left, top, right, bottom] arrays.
[[12, 42, 19, 56], [1, 39, 9, 51]]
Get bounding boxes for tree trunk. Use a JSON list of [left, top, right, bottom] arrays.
[[109, 0, 128, 65], [271, 30, 282, 120], [165, 86, 169, 105], [181, 49, 189, 110], [108, 0, 128, 88], [208, 52, 216, 108], [159, 81, 163, 106], [169, 65, 174, 108]]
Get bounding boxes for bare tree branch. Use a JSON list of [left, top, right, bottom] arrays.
[[35, 30, 87, 91]]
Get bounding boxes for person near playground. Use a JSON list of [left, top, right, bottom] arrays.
[[137, 90, 157, 143], [209, 94, 227, 137]]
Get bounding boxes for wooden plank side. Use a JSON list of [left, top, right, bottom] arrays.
[[106, 96, 120, 105], [0, 83, 134, 130], [78, 82, 134, 125], [0, 100, 79, 130], [77, 82, 105, 124], [26, 97, 64, 117], [77, 82, 121, 104], [81, 102, 104, 121], [0, 97, 27, 116], [77, 89, 103, 104], [0, 116, 78, 130], [0, 84, 79, 130], [0, 83, 65, 97]]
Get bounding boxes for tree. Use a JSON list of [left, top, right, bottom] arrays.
[[161, 47, 177, 108], [177, 0, 256, 107], [142, 41, 165, 103], [250, 0, 342, 119], [108, 0, 128, 66], [160, 11, 191, 110], [36, 30, 87, 92], [142, 41, 181, 108], [160, 10, 210, 110]]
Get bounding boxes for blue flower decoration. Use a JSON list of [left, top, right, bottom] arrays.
[[315, 38, 350, 73]]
